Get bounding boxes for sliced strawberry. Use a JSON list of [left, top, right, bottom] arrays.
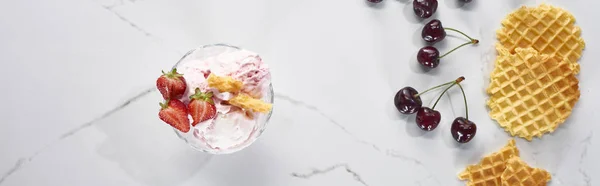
[[188, 88, 217, 126], [156, 68, 187, 100], [158, 99, 190, 132]]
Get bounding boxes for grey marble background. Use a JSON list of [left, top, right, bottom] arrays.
[[0, 0, 598, 185]]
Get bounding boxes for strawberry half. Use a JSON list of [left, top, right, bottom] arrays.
[[188, 88, 217, 126], [156, 68, 187, 100], [158, 99, 190, 132]]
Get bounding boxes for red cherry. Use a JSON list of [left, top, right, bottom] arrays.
[[422, 19, 446, 44], [417, 46, 440, 68], [394, 87, 423, 114], [416, 107, 441, 131], [450, 117, 477, 143]]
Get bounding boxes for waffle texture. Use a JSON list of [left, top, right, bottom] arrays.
[[497, 4, 585, 63], [207, 74, 243, 93], [501, 156, 551, 186], [458, 139, 520, 186], [229, 93, 272, 113], [487, 47, 580, 140]]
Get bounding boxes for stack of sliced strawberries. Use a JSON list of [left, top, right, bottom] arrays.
[[156, 69, 216, 132]]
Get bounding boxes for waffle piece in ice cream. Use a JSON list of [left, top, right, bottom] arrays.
[[207, 74, 243, 93], [229, 93, 272, 113]]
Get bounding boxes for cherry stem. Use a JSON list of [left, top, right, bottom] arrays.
[[413, 81, 455, 98], [432, 84, 455, 109], [432, 76, 465, 110], [444, 27, 478, 43], [438, 40, 477, 59], [457, 83, 469, 120]]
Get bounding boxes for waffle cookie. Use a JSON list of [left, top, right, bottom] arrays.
[[458, 139, 520, 186], [501, 156, 551, 186], [207, 74, 243, 93], [489, 44, 512, 78], [487, 47, 580, 140], [497, 4, 585, 63], [229, 93, 272, 113]]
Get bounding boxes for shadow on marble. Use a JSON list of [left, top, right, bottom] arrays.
[[460, 0, 479, 11], [446, 134, 486, 169], [445, 34, 472, 43], [411, 26, 427, 47], [405, 116, 440, 139], [408, 50, 426, 74], [403, 114, 424, 137], [365, 0, 385, 9], [396, 0, 410, 4], [480, 43, 496, 94], [198, 143, 273, 186], [444, 91, 458, 118], [378, 46, 435, 91], [402, 2, 429, 24], [443, 0, 467, 9], [434, 37, 451, 51], [94, 91, 213, 186]]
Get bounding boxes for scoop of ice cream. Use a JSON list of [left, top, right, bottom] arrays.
[[193, 111, 256, 149], [225, 53, 271, 97], [179, 59, 211, 104]]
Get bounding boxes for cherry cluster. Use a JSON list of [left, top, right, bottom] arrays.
[[394, 77, 477, 143], [365, 0, 478, 143], [418, 19, 479, 69]]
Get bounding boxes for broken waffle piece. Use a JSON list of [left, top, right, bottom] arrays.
[[458, 139, 520, 186], [501, 156, 551, 186], [229, 93, 272, 113], [207, 74, 243, 93]]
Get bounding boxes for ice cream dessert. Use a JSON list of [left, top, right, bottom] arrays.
[[156, 45, 273, 153]]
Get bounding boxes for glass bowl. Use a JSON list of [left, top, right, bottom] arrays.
[[172, 44, 274, 154]]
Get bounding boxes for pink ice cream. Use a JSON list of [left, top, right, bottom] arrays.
[[177, 49, 271, 150]]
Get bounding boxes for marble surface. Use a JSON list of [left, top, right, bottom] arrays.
[[0, 0, 598, 185]]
